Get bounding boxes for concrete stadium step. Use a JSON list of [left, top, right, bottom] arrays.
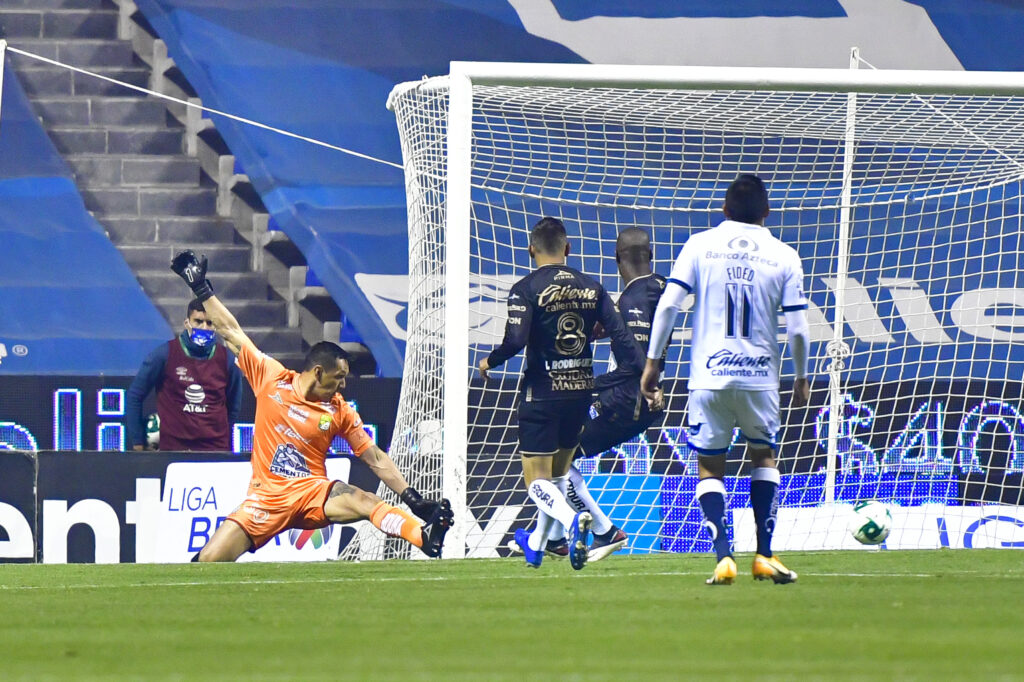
[[9, 38, 138, 66], [119, 243, 251, 272], [15, 65, 148, 96], [49, 126, 182, 154], [241, 328, 305, 359], [69, 155, 201, 187], [154, 297, 287, 328], [32, 97, 169, 126], [138, 271, 268, 299], [81, 186, 215, 215], [0, 9, 117, 39], [103, 216, 239, 244]]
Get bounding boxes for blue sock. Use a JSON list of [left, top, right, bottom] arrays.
[[696, 478, 732, 561], [750, 467, 781, 557]]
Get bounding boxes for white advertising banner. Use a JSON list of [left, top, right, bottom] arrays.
[[733, 503, 1024, 551], [148, 460, 354, 563]]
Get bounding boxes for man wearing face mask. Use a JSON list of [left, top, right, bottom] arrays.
[[127, 299, 243, 451]]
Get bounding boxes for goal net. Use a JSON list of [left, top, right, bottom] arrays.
[[386, 62, 1024, 559]]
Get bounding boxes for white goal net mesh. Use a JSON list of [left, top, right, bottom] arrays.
[[387, 72, 1024, 558]]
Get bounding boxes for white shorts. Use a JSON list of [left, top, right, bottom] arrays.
[[685, 388, 780, 454]]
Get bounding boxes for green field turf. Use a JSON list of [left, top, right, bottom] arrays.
[[1, 550, 1022, 681]]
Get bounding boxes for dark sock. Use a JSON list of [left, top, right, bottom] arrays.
[[190, 552, 201, 563], [697, 482, 732, 561], [750, 479, 778, 557]]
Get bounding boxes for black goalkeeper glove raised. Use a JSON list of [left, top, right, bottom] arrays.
[[171, 250, 214, 301], [400, 486, 442, 522]]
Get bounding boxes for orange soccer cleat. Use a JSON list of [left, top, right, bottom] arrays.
[[705, 556, 738, 585], [752, 554, 798, 584]]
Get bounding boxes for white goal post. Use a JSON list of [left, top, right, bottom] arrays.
[[387, 61, 1024, 560]]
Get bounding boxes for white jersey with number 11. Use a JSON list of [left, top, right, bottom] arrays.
[[666, 220, 807, 390]]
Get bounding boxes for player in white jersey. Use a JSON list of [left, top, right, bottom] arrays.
[[641, 174, 810, 585]]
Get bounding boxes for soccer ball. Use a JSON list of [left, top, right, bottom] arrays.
[[145, 412, 160, 448], [848, 500, 892, 545]]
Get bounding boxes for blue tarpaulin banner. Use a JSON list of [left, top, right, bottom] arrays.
[[0, 60, 171, 375]]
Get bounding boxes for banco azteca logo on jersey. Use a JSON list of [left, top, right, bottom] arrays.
[[269, 443, 311, 478], [727, 235, 760, 252], [182, 383, 208, 413]]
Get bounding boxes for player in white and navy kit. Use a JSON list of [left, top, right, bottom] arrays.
[[641, 174, 810, 585]]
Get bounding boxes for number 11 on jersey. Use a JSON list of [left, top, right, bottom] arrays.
[[725, 282, 753, 339]]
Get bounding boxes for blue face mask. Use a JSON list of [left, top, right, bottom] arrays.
[[189, 327, 217, 347]]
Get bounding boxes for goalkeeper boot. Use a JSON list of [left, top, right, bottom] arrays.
[[588, 526, 628, 563], [420, 499, 453, 558], [706, 556, 738, 585], [514, 528, 543, 568], [568, 511, 593, 571], [752, 554, 798, 584]]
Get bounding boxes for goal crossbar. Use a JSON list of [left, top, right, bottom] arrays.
[[451, 61, 1024, 95]]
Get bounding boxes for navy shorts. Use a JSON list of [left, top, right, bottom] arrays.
[[517, 397, 591, 457], [578, 399, 661, 458]]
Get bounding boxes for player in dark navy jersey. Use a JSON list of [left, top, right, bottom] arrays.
[[522, 228, 668, 562], [478, 217, 644, 570], [584, 228, 668, 459]]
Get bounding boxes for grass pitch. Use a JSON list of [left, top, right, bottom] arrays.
[[1, 551, 1022, 681]]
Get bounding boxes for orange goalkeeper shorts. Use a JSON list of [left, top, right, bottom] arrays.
[[226, 477, 336, 551]]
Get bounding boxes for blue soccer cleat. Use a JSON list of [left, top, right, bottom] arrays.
[[514, 528, 543, 568], [569, 511, 593, 570]]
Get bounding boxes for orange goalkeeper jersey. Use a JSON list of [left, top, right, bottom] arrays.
[[236, 343, 373, 488]]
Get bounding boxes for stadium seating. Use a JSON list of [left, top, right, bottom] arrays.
[[0, 40, 170, 375], [2, 0, 379, 370]]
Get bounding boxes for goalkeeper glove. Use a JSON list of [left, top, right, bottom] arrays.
[[171, 250, 214, 301], [400, 486, 442, 522]]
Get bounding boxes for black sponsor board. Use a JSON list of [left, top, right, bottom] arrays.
[[0, 451, 37, 562], [0, 375, 401, 452]]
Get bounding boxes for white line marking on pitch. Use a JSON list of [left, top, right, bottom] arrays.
[[0, 569, 987, 591]]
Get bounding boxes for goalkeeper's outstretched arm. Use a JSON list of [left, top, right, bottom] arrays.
[[200, 295, 254, 356], [170, 250, 255, 355]]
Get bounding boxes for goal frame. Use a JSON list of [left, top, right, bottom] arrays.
[[441, 61, 1024, 559]]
